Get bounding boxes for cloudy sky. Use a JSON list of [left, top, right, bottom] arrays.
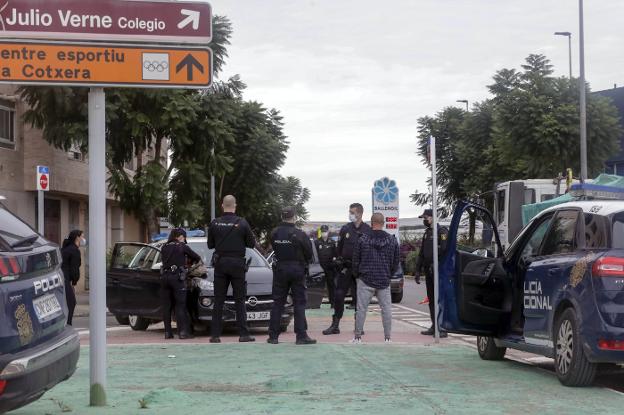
[[208, 0, 623, 221]]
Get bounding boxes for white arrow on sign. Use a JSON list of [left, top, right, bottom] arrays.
[[178, 9, 200, 30]]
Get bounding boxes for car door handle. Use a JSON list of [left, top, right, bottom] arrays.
[[110, 278, 121, 285], [548, 268, 561, 276]]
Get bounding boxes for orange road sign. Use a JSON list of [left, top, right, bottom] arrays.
[[0, 41, 212, 88]]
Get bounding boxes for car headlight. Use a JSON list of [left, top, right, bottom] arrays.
[[198, 279, 214, 291], [200, 297, 213, 307], [285, 295, 293, 306]]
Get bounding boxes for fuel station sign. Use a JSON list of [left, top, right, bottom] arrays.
[[372, 177, 400, 240]]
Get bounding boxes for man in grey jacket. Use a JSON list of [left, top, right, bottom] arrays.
[[351, 213, 400, 343]]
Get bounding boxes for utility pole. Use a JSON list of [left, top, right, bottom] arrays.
[[579, 0, 588, 182]]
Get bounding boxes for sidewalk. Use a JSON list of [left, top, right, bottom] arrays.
[[12, 343, 624, 415]]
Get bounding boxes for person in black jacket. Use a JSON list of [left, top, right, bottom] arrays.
[[61, 229, 85, 326], [160, 228, 201, 339], [267, 207, 316, 345], [207, 195, 257, 343], [323, 202, 371, 335], [416, 209, 449, 337], [315, 225, 337, 307]]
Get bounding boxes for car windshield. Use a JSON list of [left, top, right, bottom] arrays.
[[186, 242, 268, 268], [0, 203, 45, 250]]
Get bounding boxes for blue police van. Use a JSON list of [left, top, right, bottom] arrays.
[[440, 184, 624, 386], [0, 201, 79, 412]]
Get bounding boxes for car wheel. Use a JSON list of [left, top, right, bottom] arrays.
[[391, 291, 403, 304], [477, 336, 506, 360], [115, 314, 130, 325], [128, 315, 150, 331], [554, 308, 597, 386]]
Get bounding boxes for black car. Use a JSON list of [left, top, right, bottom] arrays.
[[0, 201, 79, 413], [106, 237, 326, 332]]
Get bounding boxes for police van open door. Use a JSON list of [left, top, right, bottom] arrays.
[[440, 201, 513, 336]]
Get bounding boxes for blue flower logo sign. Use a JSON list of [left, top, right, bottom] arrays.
[[373, 177, 399, 205]]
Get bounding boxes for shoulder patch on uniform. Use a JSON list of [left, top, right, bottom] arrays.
[[440, 234, 447, 241]]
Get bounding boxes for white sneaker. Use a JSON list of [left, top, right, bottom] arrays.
[[384, 338, 392, 343], [350, 337, 362, 344]]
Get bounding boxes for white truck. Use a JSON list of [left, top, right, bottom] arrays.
[[493, 179, 563, 250]]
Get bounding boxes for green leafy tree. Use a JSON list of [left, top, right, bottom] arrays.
[[412, 54, 621, 222]]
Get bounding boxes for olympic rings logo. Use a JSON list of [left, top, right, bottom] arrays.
[[143, 60, 169, 72]]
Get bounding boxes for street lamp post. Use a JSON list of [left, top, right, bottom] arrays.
[[456, 99, 469, 111], [578, 0, 587, 182], [554, 31, 573, 79]]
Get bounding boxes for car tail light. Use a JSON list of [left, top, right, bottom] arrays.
[[598, 339, 624, 350], [0, 380, 6, 395], [592, 257, 624, 277], [0, 256, 20, 282]]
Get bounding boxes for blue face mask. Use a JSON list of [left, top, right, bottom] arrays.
[[349, 213, 357, 223]]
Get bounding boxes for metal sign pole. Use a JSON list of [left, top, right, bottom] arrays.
[[431, 136, 440, 344], [88, 87, 107, 406], [37, 190, 44, 234]]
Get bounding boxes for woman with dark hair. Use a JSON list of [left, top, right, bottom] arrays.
[[160, 228, 201, 339], [61, 229, 85, 326]]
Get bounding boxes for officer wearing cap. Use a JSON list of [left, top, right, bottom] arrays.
[[416, 208, 449, 337], [160, 228, 201, 340], [323, 202, 371, 336], [267, 206, 317, 345], [208, 195, 257, 343], [315, 224, 338, 307]]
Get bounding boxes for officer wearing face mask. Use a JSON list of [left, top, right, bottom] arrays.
[[323, 202, 371, 336], [315, 225, 337, 307], [416, 209, 449, 337]]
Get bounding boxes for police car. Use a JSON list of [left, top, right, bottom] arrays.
[[0, 200, 79, 412], [440, 184, 624, 386]]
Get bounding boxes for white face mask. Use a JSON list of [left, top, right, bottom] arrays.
[[349, 213, 358, 223], [80, 238, 87, 247], [321, 232, 329, 239]]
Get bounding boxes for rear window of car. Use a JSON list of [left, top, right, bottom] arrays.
[[187, 242, 267, 268], [0, 203, 44, 250], [583, 213, 610, 249], [611, 212, 624, 249]]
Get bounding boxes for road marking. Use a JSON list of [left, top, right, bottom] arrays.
[[78, 326, 130, 335]]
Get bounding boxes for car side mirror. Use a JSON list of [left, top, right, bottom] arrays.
[[151, 262, 162, 272]]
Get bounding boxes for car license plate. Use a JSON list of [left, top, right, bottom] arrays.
[[33, 293, 62, 322], [246, 311, 270, 321]]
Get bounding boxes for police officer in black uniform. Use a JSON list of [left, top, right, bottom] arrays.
[[323, 202, 371, 335], [160, 228, 201, 340], [208, 195, 257, 343], [315, 225, 337, 307], [416, 209, 449, 337], [267, 207, 317, 345]]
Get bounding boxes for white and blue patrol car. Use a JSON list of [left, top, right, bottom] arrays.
[[440, 184, 624, 386]]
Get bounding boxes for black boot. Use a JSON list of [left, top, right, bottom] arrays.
[[322, 317, 341, 335], [296, 334, 317, 345], [164, 331, 174, 340]]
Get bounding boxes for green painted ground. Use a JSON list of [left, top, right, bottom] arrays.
[[11, 344, 624, 415]]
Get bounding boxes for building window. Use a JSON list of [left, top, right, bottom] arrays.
[[0, 105, 16, 150], [68, 143, 85, 162]]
